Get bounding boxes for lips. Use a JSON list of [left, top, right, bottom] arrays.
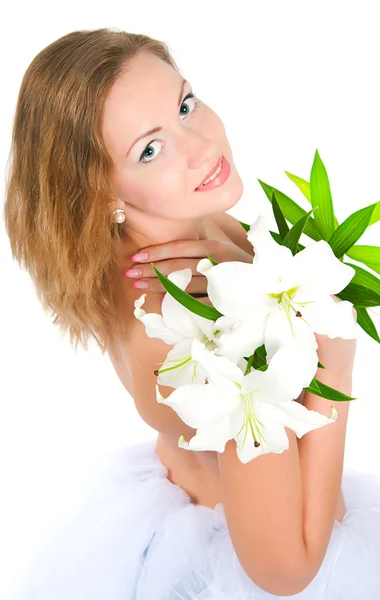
[[195, 156, 223, 190]]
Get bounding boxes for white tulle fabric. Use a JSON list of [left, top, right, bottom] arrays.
[[10, 438, 380, 599]]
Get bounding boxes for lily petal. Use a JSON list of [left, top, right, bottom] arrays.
[[191, 313, 217, 341], [134, 293, 147, 313], [264, 308, 318, 362], [161, 269, 203, 339], [235, 401, 290, 463], [198, 261, 258, 317], [299, 296, 358, 339], [157, 338, 208, 388], [247, 215, 294, 272], [291, 241, 355, 301], [191, 338, 243, 390], [156, 381, 240, 428], [247, 341, 318, 404], [215, 314, 267, 363], [167, 267, 193, 289], [196, 257, 214, 276], [178, 414, 239, 453], [273, 400, 338, 438], [134, 294, 182, 344]]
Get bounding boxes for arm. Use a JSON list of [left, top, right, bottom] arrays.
[[120, 286, 353, 594], [111, 286, 200, 441], [217, 331, 356, 595], [113, 240, 355, 595]]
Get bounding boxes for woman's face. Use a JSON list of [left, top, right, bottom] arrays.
[[102, 52, 243, 229]]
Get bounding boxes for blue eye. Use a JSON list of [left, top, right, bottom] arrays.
[[139, 92, 200, 165]]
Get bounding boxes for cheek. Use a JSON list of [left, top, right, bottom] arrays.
[[199, 106, 227, 140], [118, 162, 187, 216]]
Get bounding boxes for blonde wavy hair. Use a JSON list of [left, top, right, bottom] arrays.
[[3, 28, 179, 353]]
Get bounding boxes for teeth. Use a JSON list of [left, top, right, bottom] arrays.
[[201, 160, 223, 186]]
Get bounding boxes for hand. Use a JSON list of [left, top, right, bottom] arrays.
[[125, 238, 254, 294], [314, 295, 358, 375]]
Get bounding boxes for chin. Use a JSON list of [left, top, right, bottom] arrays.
[[209, 166, 244, 215]]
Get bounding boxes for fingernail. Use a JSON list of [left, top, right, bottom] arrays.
[[131, 252, 148, 262], [125, 268, 142, 277], [134, 280, 148, 289]]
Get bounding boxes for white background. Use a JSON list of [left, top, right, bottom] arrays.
[[1, 0, 380, 593]]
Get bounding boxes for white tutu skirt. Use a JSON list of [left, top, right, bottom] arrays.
[[11, 438, 380, 599]]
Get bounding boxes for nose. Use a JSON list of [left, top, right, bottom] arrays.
[[181, 127, 220, 172]]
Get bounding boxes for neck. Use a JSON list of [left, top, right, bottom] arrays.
[[120, 211, 209, 250]]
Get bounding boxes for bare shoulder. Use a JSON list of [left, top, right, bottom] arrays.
[[106, 212, 252, 434], [107, 276, 198, 440]]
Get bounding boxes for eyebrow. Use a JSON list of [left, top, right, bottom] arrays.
[[126, 78, 188, 157]]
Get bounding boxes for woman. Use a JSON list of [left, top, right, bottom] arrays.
[[4, 28, 380, 599]]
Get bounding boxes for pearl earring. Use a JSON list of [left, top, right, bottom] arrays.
[[112, 208, 125, 224]]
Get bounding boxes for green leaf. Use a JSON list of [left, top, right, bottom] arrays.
[[244, 345, 268, 374], [317, 361, 325, 369], [343, 262, 380, 296], [285, 171, 340, 229], [340, 262, 380, 343], [207, 254, 219, 266], [355, 307, 380, 343], [272, 191, 290, 240], [336, 282, 380, 307], [258, 179, 323, 241], [346, 245, 380, 275], [239, 220, 250, 232], [309, 150, 336, 239], [244, 354, 254, 375], [255, 344, 267, 362], [285, 171, 311, 201], [269, 230, 306, 250], [151, 263, 223, 320], [304, 377, 357, 401], [310, 378, 321, 392], [327, 203, 379, 258], [270, 230, 283, 244], [281, 208, 315, 255], [368, 201, 380, 227]]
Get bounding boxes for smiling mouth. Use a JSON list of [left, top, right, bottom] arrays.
[[195, 156, 223, 189]]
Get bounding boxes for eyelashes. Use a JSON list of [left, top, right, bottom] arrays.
[[139, 92, 200, 165], [179, 92, 200, 116]]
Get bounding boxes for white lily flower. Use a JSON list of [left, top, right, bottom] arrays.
[[197, 215, 357, 363], [156, 337, 337, 463], [134, 268, 216, 388]]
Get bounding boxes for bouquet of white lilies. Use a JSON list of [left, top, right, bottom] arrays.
[[134, 150, 380, 464]]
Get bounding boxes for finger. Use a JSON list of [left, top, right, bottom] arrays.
[[130, 238, 225, 263], [133, 274, 208, 294], [125, 258, 204, 280]]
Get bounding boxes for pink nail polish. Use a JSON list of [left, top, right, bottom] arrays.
[[134, 280, 148, 289], [131, 252, 148, 262], [125, 268, 142, 277]]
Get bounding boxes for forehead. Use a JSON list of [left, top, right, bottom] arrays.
[[102, 53, 182, 158]]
